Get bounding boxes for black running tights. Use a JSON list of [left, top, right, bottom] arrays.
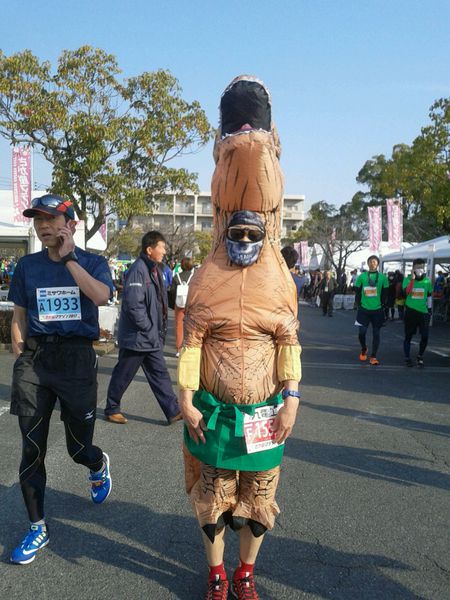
[[358, 324, 381, 357], [18, 416, 103, 522]]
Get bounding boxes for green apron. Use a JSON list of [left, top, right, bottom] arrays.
[[184, 390, 285, 471]]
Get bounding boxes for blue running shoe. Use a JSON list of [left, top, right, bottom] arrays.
[[89, 452, 112, 504], [10, 524, 49, 564]]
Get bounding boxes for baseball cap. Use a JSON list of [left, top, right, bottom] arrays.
[[23, 194, 76, 220]]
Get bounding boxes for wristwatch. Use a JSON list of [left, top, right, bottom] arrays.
[[61, 250, 79, 265], [281, 389, 301, 400]]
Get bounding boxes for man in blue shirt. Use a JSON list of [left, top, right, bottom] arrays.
[[281, 246, 304, 300], [8, 194, 115, 565]]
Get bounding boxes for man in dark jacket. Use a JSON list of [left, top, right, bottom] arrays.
[[319, 270, 337, 316], [104, 231, 181, 424]]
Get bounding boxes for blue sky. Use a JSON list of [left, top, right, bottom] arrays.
[[1, 0, 449, 211]]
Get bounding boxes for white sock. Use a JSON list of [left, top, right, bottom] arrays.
[[31, 519, 46, 528]]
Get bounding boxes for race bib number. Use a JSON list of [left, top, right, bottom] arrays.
[[243, 403, 284, 454], [36, 287, 81, 322], [411, 288, 425, 300], [363, 286, 377, 297]]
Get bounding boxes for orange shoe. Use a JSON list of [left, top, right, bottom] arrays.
[[369, 357, 380, 365], [359, 348, 368, 361]]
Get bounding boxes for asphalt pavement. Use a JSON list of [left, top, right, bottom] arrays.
[[0, 304, 449, 600]]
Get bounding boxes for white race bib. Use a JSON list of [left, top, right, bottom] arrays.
[[411, 288, 425, 300], [36, 286, 81, 322], [363, 286, 377, 297], [243, 403, 284, 454]]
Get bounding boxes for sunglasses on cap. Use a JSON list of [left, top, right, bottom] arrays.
[[227, 227, 265, 243], [31, 195, 73, 211]]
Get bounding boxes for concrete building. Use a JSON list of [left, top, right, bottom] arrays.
[[134, 192, 305, 237]]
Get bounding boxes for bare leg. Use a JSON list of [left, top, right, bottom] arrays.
[[238, 526, 264, 563], [202, 527, 225, 566]]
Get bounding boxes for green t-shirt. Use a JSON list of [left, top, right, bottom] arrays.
[[403, 276, 432, 314], [355, 271, 389, 310]]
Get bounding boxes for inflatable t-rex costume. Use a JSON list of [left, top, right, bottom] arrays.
[[178, 75, 302, 600]]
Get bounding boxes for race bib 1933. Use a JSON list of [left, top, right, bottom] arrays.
[[36, 286, 81, 322], [243, 403, 284, 454]]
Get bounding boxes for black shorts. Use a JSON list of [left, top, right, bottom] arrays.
[[10, 336, 98, 422], [404, 308, 429, 338], [356, 307, 385, 329]]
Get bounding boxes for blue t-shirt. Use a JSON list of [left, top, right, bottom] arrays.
[[290, 272, 303, 300], [8, 247, 114, 339]]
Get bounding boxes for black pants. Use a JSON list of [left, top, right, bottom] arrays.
[[18, 415, 103, 522], [356, 308, 384, 357], [11, 337, 104, 522], [105, 347, 180, 421], [403, 308, 430, 358], [321, 292, 333, 316]]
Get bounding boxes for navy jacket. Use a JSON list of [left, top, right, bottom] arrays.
[[118, 253, 167, 351]]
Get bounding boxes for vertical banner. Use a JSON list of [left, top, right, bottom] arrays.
[[293, 242, 301, 264], [99, 222, 107, 243], [368, 206, 382, 252], [12, 146, 32, 224], [300, 241, 310, 268], [386, 198, 403, 250]]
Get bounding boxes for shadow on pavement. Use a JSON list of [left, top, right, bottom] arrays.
[[0, 484, 422, 599], [302, 401, 450, 438], [284, 437, 450, 490]]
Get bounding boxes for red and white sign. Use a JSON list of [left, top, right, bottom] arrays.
[[12, 146, 32, 224], [243, 403, 283, 453], [387, 198, 403, 250], [368, 206, 382, 252]]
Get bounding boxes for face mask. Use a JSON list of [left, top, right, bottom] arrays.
[[225, 238, 263, 266], [225, 210, 265, 267], [414, 268, 424, 277]]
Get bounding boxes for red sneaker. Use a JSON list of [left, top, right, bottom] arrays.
[[205, 575, 229, 600], [231, 573, 259, 599]]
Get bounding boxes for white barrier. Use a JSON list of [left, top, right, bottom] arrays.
[[98, 305, 119, 335], [333, 294, 344, 310], [343, 295, 356, 310]]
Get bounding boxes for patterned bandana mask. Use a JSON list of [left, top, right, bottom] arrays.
[[225, 210, 265, 267]]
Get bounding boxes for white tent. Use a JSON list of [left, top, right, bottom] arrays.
[[382, 235, 450, 276]]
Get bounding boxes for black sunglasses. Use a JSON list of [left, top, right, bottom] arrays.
[[227, 227, 265, 243]]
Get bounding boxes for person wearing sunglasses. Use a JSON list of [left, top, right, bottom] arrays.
[[7, 194, 115, 564]]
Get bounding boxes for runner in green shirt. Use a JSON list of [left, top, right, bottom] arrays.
[[402, 258, 433, 367], [354, 255, 389, 365]]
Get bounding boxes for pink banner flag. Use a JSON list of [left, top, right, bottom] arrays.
[[99, 222, 107, 242], [12, 146, 32, 224], [368, 206, 382, 252], [386, 198, 403, 250], [300, 241, 310, 267]]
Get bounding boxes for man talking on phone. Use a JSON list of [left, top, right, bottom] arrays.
[[7, 194, 115, 565]]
